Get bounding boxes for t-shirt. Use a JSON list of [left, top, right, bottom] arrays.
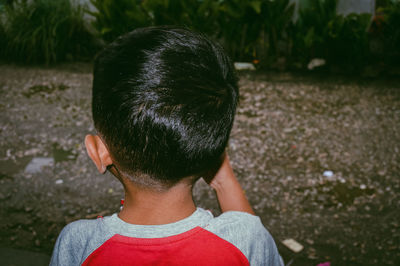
[[50, 208, 283, 265]]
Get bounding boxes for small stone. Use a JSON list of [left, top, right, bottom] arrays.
[[360, 184, 367, 190], [307, 247, 317, 259], [24, 148, 40, 156], [306, 239, 314, 245], [55, 179, 64, 185], [6, 149, 12, 158]]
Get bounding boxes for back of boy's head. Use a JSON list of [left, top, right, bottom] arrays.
[[92, 26, 238, 189]]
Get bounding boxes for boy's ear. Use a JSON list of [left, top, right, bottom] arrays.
[[85, 135, 113, 174]]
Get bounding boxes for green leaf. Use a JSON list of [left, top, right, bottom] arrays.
[[249, 1, 262, 14]]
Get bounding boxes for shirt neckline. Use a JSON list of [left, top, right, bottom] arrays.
[[102, 207, 213, 238]]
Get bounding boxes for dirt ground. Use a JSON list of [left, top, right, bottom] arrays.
[[0, 64, 399, 265]]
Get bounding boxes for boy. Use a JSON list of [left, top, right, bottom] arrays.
[[50, 26, 282, 265]]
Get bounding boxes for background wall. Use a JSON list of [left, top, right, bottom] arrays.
[[290, 0, 375, 20]]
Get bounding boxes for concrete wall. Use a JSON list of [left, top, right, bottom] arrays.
[[337, 0, 375, 15], [290, 0, 374, 20]]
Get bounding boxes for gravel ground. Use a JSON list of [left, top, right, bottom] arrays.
[[0, 64, 399, 265]]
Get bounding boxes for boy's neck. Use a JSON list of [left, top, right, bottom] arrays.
[[118, 181, 196, 225]]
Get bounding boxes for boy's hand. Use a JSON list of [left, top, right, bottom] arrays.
[[208, 154, 235, 190], [206, 154, 255, 215], [202, 152, 226, 185]]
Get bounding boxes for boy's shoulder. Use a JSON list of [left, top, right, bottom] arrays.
[[50, 218, 113, 265], [58, 218, 105, 241], [206, 211, 283, 265], [59, 217, 114, 247], [207, 210, 268, 236]]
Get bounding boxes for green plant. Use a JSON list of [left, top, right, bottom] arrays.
[[86, 0, 296, 64], [0, 1, 6, 60], [142, 0, 219, 36], [2, 0, 98, 64], [326, 13, 371, 67], [88, 0, 150, 42], [380, 0, 400, 65], [216, 0, 265, 61], [257, 0, 295, 65], [291, 0, 338, 64], [292, 0, 375, 70], [0, 23, 4, 61], [88, 0, 219, 44]]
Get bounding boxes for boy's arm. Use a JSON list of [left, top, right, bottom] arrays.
[[209, 154, 255, 215]]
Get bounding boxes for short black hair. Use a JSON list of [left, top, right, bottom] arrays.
[[92, 26, 238, 189]]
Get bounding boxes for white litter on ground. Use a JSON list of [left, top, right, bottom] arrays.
[[234, 62, 256, 71], [25, 157, 54, 174], [323, 170, 334, 178], [307, 58, 326, 70], [282, 238, 304, 253]]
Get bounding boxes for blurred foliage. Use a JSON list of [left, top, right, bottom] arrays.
[[88, 0, 150, 42], [378, 0, 400, 65], [0, 0, 98, 64], [1, 0, 400, 71], [0, 13, 5, 61], [326, 13, 372, 68], [0, 1, 8, 60], [216, 0, 264, 61], [143, 0, 219, 35], [258, 0, 295, 62], [88, 0, 218, 43], [88, 0, 295, 63], [291, 0, 339, 65], [215, 0, 294, 64]]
